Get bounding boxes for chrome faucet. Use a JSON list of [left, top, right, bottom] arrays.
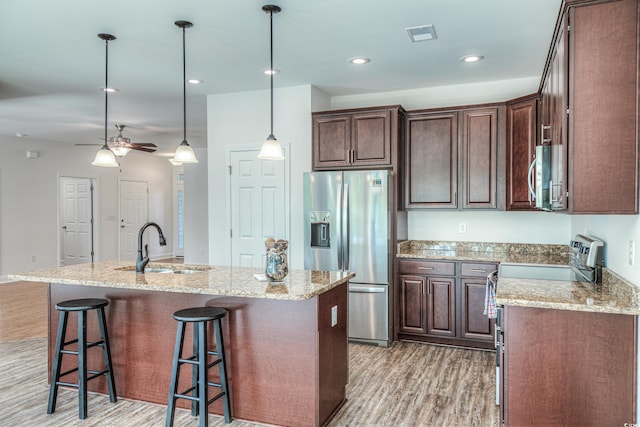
[[136, 222, 167, 273]]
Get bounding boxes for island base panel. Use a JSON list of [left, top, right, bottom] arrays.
[[48, 283, 348, 426]]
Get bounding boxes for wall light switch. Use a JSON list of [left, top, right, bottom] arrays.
[[331, 305, 338, 327], [459, 222, 467, 234]]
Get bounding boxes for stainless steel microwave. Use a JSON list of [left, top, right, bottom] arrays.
[[530, 145, 566, 211]]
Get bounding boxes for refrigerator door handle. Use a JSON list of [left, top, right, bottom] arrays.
[[343, 183, 350, 270]]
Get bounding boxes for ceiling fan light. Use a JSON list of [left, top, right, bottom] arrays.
[[257, 134, 284, 160], [92, 145, 119, 167], [111, 145, 131, 157], [168, 158, 183, 166], [174, 141, 199, 163]]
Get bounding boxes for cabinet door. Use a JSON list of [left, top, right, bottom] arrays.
[[351, 111, 392, 167], [312, 114, 351, 169], [399, 275, 427, 334], [406, 112, 458, 208], [568, 0, 638, 213], [460, 278, 494, 341], [506, 97, 538, 210], [460, 108, 498, 209], [426, 276, 456, 337]]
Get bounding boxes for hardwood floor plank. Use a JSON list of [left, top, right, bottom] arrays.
[[0, 281, 48, 342]]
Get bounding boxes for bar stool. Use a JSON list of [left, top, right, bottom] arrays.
[[47, 298, 117, 419], [166, 307, 231, 427]]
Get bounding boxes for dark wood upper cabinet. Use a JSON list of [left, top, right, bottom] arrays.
[[540, 0, 639, 214], [506, 95, 538, 211], [460, 108, 500, 209], [312, 105, 404, 171], [406, 105, 504, 210], [405, 111, 458, 208]]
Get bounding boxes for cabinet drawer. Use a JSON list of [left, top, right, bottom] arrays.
[[398, 259, 455, 276], [460, 262, 498, 277]]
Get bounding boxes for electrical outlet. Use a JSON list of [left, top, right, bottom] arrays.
[[629, 241, 635, 266], [331, 305, 338, 327], [31, 255, 36, 262], [459, 222, 467, 234]]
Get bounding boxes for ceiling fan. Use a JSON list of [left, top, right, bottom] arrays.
[[76, 124, 157, 156]]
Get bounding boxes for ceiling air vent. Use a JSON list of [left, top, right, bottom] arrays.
[[406, 25, 437, 42]]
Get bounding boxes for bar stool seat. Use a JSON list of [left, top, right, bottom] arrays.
[[47, 298, 117, 419], [166, 306, 231, 427]]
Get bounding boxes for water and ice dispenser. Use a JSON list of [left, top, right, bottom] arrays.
[[309, 211, 330, 248]]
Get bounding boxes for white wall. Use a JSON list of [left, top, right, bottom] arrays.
[[0, 138, 174, 278], [408, 211, 571, 244], [183, 147, 209, 264], [206, 85, 314, 269]]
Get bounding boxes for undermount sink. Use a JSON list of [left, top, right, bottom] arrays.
[[116, 265, 211, 274]]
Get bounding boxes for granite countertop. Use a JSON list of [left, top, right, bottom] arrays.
[[496, 269, 640, 315], [397, 240, 640, 315], [8, 261, 355, 301]]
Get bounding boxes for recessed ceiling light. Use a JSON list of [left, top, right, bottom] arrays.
[[15, 133, 28, 138], [187, 79, 203, 84], [460, 55, 484, 63], [101, 87, 119, 93], [406, 25, 437, 42], [262, 68, 281, 75], [348, 57, 370, 65]]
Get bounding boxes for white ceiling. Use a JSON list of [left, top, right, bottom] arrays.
[[0, 0, 562, 157]]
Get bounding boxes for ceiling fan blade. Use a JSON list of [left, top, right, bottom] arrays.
[[131, 146, 157, 153], [75, 143, 102, 146], [128, 142, 157, 148]]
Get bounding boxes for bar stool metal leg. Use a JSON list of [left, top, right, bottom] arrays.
[[78, 309, 88, 419], [198, 321, 209, 427], [97, 306, 117, 403], [213, 318, 231, 423], [166, 320, 186, 427], [47, 311, 68, 414]]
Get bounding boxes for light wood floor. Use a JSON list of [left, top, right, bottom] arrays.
[[0, 280, 499, 426]]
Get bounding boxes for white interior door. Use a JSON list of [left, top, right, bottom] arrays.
[[229, 149, 287, 268], [119, 180, 148, 261], [59, 177, 94, 266]]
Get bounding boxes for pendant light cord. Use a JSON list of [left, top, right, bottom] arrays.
[[104, 38, 109, 148], [182, 25, 187, 144], [269, 9, 274, 137]]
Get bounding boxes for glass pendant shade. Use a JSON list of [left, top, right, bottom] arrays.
[[257, 134, 284, 160], [92, 144, 119, 167], [110, 145, 131, 157], [173, 141, 198, 163], [168, 158, 183, 166]]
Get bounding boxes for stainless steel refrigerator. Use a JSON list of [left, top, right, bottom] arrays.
[[303, 170, 392, 347]]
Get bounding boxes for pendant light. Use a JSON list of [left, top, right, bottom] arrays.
[[92, 33, 119, 168], [257, 5, 285, 161], [170, 20, 198, 164]]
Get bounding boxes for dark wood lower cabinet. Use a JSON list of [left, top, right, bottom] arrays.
[[397, 259, 496, 349], [426, 277, 456, 337], [502, 305, 636, 426], [399, 275, 427, 334], [460, 278, 493, 341]]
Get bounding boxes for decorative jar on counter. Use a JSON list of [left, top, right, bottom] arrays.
[[265, 238, 288, 281]]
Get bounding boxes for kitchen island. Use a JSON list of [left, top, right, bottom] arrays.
[[10, 261, 354, 427]]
